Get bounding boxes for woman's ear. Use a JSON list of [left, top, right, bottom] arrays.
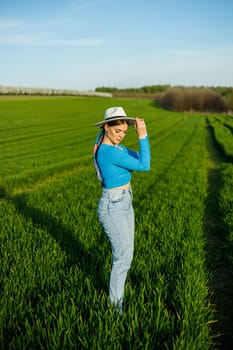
[[104, 124, 109, 133]]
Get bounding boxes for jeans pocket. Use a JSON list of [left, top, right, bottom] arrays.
[[109, 191, 124, 205]]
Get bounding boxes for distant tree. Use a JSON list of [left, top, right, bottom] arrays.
[[155, 87, 228, 113]]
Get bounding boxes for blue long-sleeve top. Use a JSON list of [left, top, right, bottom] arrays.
[[96, 136, 150, 188]]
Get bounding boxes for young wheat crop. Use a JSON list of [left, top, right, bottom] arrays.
[[1, 97, 232, 349]]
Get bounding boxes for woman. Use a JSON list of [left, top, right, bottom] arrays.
[[93, 106, 150, 314]]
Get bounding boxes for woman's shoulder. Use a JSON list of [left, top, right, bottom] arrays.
[[99, 144, 127, 155], [99, 144, 115, 154]]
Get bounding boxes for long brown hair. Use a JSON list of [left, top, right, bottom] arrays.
[[103, 119, 129, 129]]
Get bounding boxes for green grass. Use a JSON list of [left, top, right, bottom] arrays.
[[1, 96, 232, 349], [207, 115, 233, 160]]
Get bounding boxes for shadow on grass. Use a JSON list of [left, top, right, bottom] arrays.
[[1, 186, 107, 294], [205, 121, 233, 349]]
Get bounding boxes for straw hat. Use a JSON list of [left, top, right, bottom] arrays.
[[95, 107, 135, 128]]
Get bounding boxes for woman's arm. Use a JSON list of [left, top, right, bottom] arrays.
[[112, 136, 150, 171]]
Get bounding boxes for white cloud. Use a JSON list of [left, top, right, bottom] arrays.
[[47, 38, 104, 46], [0, 34, 104, 47], [0, 19, 22, 29], [168, 46, 233, 58]]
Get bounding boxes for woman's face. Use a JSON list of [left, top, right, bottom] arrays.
[[104, 122, 128, 145]]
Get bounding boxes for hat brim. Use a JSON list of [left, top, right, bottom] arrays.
[[95, 116, 135, 128]]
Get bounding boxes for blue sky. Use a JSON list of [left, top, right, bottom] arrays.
[[1, 0, 233, 90]]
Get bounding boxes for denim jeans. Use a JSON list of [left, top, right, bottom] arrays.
[[98, 186, 134, 313]]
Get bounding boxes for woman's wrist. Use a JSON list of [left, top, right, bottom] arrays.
[[135, 118, 147, 139], [138, 133, 147, 139]]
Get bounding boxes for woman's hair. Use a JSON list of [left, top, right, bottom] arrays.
[[103, 119, 129, 128]]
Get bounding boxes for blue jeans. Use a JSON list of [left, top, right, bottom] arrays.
[[98, 186, 134, 313]]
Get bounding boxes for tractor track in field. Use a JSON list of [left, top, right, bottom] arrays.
[[0, 161, 90, 200], [205, 119, 233, 349]]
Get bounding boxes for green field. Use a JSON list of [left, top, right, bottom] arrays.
[[0, 97, 233, 349]]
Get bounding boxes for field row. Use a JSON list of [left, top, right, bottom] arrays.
[[207, 114, 233, 160], [207, 114, 233, 291]]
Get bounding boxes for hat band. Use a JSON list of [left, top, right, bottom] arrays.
[[105, 115, 128, 121]]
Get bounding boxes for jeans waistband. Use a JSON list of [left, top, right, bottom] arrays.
[[102, 185, 132, 195]]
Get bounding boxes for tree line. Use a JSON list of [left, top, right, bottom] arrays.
[[155, 87, 228, 113], [96, 85, 233, 113], [1, 84, 233, 112], [0, 85, 112, 98]]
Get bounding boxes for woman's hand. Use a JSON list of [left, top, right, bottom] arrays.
[[134, 117, 147, 139]]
